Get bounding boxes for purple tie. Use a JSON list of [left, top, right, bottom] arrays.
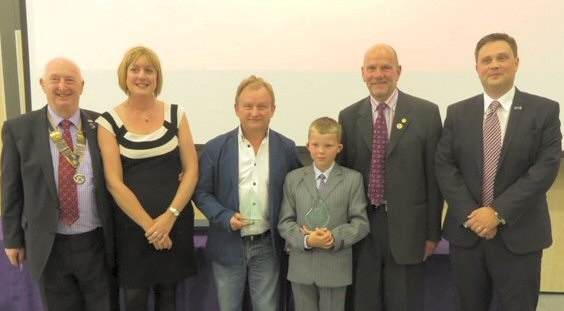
[[58, 120, 79, 225], [368, 103, 388, 205], [482, 101, 502, 206]]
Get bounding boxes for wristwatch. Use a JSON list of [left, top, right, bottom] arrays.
[[494, 211, 506, 226], [167, 206, 180, 217]]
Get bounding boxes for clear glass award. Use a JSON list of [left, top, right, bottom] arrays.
[[241, 190, 261, 224], [306, 199, 330, 229]]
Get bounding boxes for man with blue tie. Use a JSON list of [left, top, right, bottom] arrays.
[[436, 33, 562, 311], [195, 75, 302, 311]]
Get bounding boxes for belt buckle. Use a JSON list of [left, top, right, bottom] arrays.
[[244, 230, 269, 243], [372, 203, 387, 213]]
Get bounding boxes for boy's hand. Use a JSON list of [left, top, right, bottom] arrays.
[[302, 225, 335, 249]]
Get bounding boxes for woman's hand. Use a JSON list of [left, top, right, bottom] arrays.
[[145, 211, 177, 244], [152, 235, 173, 250]]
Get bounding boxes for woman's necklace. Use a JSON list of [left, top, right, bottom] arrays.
[[125, 100, 156, 122]]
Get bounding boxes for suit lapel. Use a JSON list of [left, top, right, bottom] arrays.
[[81, 111, 101, 178], [499, 89, 524, 166], [467, 97, 487, 170], [320, 164, 344, 199], [269, 131, 283, 188], [301, 166, 319, 201], [35, 107, 58, 198], [387, 92, 412, 155], [356, 98, 373, 152], [226, 129, 240, 208]]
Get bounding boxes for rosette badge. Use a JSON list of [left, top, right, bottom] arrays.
[[396, 118, 408, 130]]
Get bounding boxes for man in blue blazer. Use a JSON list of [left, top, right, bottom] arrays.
[[436, 33, 562, 311], [1, 58, 116, 310], [195, 75, 302, 311]]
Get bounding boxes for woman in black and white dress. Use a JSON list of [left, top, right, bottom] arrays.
[[97, 46, 198, 310]]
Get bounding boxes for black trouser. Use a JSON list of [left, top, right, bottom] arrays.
[[38, 228, 117, 311]]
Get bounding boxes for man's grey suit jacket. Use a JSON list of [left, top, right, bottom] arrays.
[[1, 106, 114, 281], [278, 163, 369, 287], [338, 90, 444, 265]]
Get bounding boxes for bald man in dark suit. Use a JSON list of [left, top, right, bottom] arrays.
[[338, 44, 443, 311]]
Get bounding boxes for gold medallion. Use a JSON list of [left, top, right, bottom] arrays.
[[73, 173, 86, 185]]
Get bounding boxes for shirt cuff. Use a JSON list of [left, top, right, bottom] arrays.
[[303, 235, 312, 249]]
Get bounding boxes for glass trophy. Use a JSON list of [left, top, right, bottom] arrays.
[[241, 190, 261, 224], [306, 199, 330, 230]]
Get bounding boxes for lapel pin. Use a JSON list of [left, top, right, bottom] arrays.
[[396, 118, 408, 129], [513, 106, 523, 110], [87, 119, 96, 129]]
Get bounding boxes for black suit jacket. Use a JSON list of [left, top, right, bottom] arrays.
[[436, 88, 562, 254], [338, 90, 444, 265], [1, 106, 114, 280]]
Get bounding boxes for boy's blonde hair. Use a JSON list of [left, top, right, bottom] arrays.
[[308, 117, 342, 143]]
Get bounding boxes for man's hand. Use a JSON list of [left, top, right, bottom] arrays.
[[482, 226, 498, 240], [230, 212, 252, 231], [423, 240, 438, 261], [5, 248, 25, 270], [466, 206, 500, 238]]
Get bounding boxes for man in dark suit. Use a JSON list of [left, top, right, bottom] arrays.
[[194, 75, 302, 311], [435, 33, 562, 311], [338, 44, 443, 311], [1, 58, 117, 311]]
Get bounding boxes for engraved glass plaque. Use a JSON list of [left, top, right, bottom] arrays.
[[241, 189, 261, 224], [306, 199, 330, 229]]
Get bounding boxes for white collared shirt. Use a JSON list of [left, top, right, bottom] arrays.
[[313, 163, 335, 189], [483, 86, 515, 145], [238, 126, 270, 236]]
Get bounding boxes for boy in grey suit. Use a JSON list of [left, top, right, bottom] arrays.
[[278, 117, 369, 311]]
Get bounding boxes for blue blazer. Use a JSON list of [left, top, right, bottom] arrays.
[[195, 128, 302, 266]]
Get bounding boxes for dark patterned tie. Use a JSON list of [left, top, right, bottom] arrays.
[[482, 101, 502, 206], [59, 120, 79, 225], [368, 103, 388, 205], [318, 173, 327, 192]]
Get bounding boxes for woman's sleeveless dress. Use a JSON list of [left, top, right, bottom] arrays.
[[97, 103, 196, 287]]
